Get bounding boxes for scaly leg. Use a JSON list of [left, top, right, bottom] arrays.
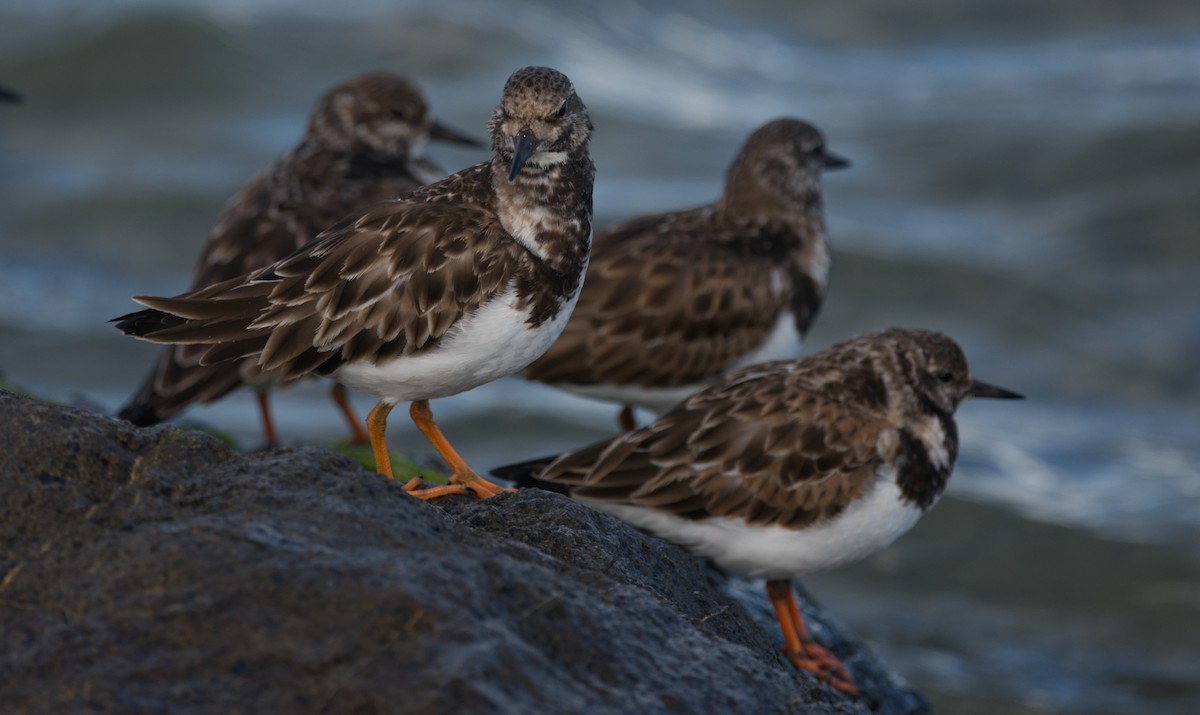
[[408, 399, 513, 500], [255, 391, 279, 448], [766, 579, 859, 697], [366, 402, 395, 479], [617, 404, 637, 432], [331, 382, 370, 445], [366, 401, 469, 499]]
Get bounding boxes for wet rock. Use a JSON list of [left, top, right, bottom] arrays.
[[0, 389, 929, 714]]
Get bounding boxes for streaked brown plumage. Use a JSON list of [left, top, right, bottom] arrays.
[[116, 66, 596, 500], [497, 328, 1022, 695], [523, 118, 848, 429], [118, 72, 481, 445]]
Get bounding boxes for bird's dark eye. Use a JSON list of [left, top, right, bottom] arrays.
[[554, 101, 568, 119], [390, 109, 407, 120], [937, 372, 955, 383]]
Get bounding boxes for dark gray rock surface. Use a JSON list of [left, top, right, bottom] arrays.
[[0, 389, 929, 714]]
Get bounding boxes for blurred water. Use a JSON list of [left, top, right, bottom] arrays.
[[1, 2, 1198, 713]]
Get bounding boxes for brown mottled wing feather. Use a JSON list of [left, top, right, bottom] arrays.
[[194, 170, 293, 288], [119, 171, 303, 423], [537, 363, 890, 529], [200, 154, 428, 288], [119, 154, 433, 423], [525, 209, 785, 389], [117, 343, 249, 425], [130, 167, 518, 381]]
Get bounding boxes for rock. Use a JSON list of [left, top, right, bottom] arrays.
[[0, 389, 929, 714]]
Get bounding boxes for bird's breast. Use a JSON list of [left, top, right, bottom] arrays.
[[334, 282, 577, 403]]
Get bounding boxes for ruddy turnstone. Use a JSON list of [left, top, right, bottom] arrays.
[[494, 328, 1022, 694], [115, 66, 595, 499], [117, 72, 481, 447], [523, 118, 847, 431]]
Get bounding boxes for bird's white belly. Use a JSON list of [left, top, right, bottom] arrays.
[[335, 284, 578, 402], [555, 309, 804, 414], [730, 309, 803, 369], [587, 469, 924, 579]]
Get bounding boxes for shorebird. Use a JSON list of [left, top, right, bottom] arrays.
[[115, 66, 596, 500], [118, 72, 480, 447], [495, 328, 1022, 694], [523, 118, 847, 431]]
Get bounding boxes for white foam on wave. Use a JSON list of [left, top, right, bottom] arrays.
[[952, 401, 1200, 544]]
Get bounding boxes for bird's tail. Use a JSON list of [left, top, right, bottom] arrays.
[[111, 306, 187, 338], [116, 344, 246, 426], [489, 454, 572, 495]]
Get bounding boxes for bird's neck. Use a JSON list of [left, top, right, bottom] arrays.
[[718, 171, 832, 327], [491, 151, 595, 277], [890, 388, 960, 510], [292, 138, 431, 184], [722, 168, 825, 226]]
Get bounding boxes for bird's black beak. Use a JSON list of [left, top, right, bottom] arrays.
[[430, 118, 483, 147], [508, 128, 539, 181], [822, 149, 850, 170], [0, 84, 21, 104], [967, 380, 1024, 400]]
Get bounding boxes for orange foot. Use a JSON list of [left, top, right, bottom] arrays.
[[767, 579, 860, 698], [404, 400, 513, 500], [362, 400, 514, 501], [401, 471, 514, 501], [783, 648, 859, 696]]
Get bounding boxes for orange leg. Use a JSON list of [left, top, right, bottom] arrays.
[[366, 402, 395, 479], [255, 391, 279, 448], [617, 404, 637, 432], [407, 399, 513, 500], [766, 579, 859, 697], [365, 401, 471, 500], [781, 583, 856, 689], [330, 382, 370, 445]]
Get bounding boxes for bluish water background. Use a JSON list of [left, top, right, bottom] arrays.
[[1, 2, 1198, 712]]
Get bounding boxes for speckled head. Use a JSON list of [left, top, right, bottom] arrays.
[[724, 117, 848, 210], [870, 328, 1024, 417], [306, 72, 480, 156], [488, 66, 593, 181]]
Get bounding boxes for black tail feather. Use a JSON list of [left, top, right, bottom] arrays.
[[116, 400, 163, 427], [489, 454, 571, 495], [111, 308, 187, 337]]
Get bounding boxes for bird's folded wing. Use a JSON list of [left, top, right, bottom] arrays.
[[540, 365, 890, 530]]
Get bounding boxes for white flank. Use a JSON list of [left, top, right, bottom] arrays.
[[587, 468, 923, 579], [336, 282, 581, 402], [730, 309, 803, 370]]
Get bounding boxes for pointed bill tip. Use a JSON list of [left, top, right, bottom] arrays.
[[968, 379, 1024, 400], [822, 149, 850, 170], [508, 129, 539, 182]]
